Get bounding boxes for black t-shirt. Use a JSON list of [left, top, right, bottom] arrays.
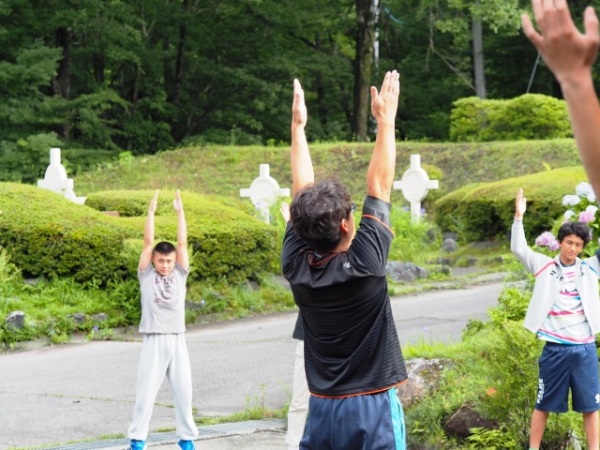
[[292, 312, 304, 340], [281, 195, 407, 396]]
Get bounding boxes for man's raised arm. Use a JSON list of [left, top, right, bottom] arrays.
[[522, 0, 600, 195], [290, 79, 314, 198], [366, 70, 400, 203]]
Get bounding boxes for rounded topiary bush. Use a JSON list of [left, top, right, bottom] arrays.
[[0, 183, 132, 283], [433, 166, 588, 241], [0, 185, 280, 285], [450, 94, 571, 142], [85, 189, 256, 217], [84, 190, 153, 217], [487, 94, 571, 141], [449, 97, 507, 142], [86, 189, 280, 283]]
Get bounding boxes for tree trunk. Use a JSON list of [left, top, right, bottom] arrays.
[[93, 53, 104, 84], [353, 0, 377, 141], [471, 18, 486, 98], [53, 26, 72, 139], [174, 0, 188, 108], [53, 27, 71, 99]]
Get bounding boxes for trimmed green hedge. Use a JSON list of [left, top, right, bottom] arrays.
[[0, 185, 279, 285], [85, 189, 279, 283], [0, 183, 131, 283], [450, 94, 572, 142], [433, 166, 587, 241]]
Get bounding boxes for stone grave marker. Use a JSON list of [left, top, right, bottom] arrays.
[[393, 154, 439, 222], [37, 147, 86, 205], [240, 164, 290, 223]]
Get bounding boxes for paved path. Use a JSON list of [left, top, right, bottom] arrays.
[[0, 276, 505, 449]]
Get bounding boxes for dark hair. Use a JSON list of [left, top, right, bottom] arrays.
[[289, 178, 353, 253], [557, 221, 591, 247], [153, 241, 176, 255]]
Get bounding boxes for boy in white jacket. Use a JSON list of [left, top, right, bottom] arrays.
[[521, 1, 600, 448], [512, 188, 600, 450]]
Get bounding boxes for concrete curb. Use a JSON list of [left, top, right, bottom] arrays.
[[38, 420, 286, 450]]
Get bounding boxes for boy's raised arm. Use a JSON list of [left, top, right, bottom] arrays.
[[522, 0, 600, 195], [290, 79, 314, 198], [139, 191, 158, 271], [366, 70, 400, 203], [173, 190, 189, 271], [515, 188, 527, 220]]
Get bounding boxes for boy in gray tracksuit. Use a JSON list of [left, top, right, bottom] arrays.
[[511, 188, 600, 450], [127, 190, 198, 450]]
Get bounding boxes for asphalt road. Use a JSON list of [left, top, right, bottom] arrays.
[[0, 277, 505, 449]]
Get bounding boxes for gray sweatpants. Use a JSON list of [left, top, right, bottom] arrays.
[[127, 333, 198, 440]]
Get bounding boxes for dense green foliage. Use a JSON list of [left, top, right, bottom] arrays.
[[406, 262, 586, 449], [3, 0, 600, 184], [0, 184, 290, 345], [433, 166, 587, 241], [0, 183, 131, 283], [0, 184, 278, 285], [92, 190, 280, 284], [0, 248, 294, 346], [450, 94, 572, 142]]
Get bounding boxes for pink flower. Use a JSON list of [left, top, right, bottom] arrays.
[[579, 210, 596, 224], [535, 231, 559, 251]]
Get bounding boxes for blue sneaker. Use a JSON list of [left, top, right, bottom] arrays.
[[178, 440, 195, 450], [130, 440, 145, 450]]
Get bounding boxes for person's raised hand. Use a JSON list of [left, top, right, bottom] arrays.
[[173, 190, 184, 213], [292, 79, 308, 128], [370, 70, 400, 126], [522, 0, 599, 86], [148, 190, 159, 214], [515, 188, 527, 219]]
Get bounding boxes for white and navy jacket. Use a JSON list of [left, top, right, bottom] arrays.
[[511, 218, 600, 335]]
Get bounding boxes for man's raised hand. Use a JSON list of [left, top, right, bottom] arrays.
[[370, 70, 400, 126], [292, 79, 308, 128], [522, 0, 599, 86]]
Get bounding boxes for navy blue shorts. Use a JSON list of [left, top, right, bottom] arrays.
[[300, 388, 405, 450], [536, 342, 600, 413]]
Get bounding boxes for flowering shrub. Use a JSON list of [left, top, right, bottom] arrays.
[[534, 181, 598, 256], [534, 231, 559, 252]]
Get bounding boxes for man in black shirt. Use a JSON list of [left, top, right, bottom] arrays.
[[281, 71, 407, 449]]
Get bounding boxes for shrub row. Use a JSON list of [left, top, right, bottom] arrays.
[[0, 183, 131, 283], [433, 166, 587, 242], [0, 184, 280, 285], [450, 94, 572, 142], [87, 189, 280, 283]]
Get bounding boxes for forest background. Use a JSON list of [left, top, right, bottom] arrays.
[[3, 0, 598, 184]]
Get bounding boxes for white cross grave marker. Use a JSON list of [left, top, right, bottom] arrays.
[[240, 164, 290, 223], [393, 154, 439, 222], [37, 147, 86, 205]]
